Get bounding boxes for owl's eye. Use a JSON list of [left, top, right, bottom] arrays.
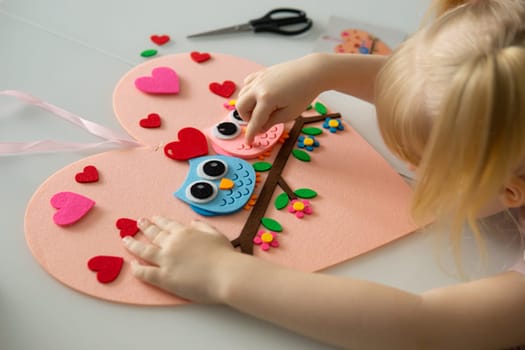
[[229, 109, 248, 126], [212, 121, 240, 139], [197, 159, 228, 180], [185, 180, 218, 203]]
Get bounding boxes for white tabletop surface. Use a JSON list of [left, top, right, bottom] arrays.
[[1, 1, 520, 349]]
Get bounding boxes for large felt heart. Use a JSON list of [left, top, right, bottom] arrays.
[[135, 67, 180, 94], [50, 191, 95, 226], [164, 127, 209, 160], [190, 51, 211, 63], [209, 80, 236, 98], [75, 165, 99, 183], [116, 218, 139, 238], [139, 113, 161, 128], [87, 256, 124, 284]]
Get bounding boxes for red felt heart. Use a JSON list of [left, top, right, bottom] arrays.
[[87, 256, 124, 284], [164, 127, 209, 160], [75, 165, 99, 183], [190, 51, 211, 63], [209, 80, 236, 98], [150, 34, 170, 46], [139, 113, 161, 128], [116, 218, 139, 238]]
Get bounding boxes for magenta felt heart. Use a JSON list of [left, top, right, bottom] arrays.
[[87, 256, 124, 284], [164, 127, 209, 160], [134, 67, 180, 94], [50, 191, 95, 226]]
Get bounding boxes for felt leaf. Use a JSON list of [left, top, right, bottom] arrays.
[[140, 49, 158, 58], [150, 34, 170, 45], [292, 149, 311, 162], [274, 193, 290, 210], [261, 217, 283, 232], [75, 165, 99, 183], [253, 161, 272, 172], [314, 101, 328, 115], [209, 80, 236, 98], [306, 104, 313, 110], [87, 256, 124, 284], [50, 191, 95, 226], [302, 127, 323, 136], [134, 67, 180, 94], [164, 127, 208, 160], [294, 188, 318, 199]]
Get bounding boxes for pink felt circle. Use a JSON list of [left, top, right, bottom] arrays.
[[25, 53, 418, 306]]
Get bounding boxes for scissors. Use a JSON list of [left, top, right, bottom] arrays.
[[187, 8, 313, 38]]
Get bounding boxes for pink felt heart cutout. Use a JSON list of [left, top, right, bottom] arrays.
[[164, 127, 209, 160], [87, 256, 124, 284], [50, 191, 95, 226], [209, 80, 236, 98], [134, 67, 180, 94]]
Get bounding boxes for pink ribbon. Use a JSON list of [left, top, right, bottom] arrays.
[[0, 90, 142, 155]]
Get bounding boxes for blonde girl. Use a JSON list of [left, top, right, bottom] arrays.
[[122, 0, 525, 348]]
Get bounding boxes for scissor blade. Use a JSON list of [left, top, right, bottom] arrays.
[[187, 23, 252, 38]]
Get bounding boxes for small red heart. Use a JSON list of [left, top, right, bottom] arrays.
[[75, 165, 99, 183], [116, 218, 139, 238], [190, 51, 211, 63], [87, 256, 124, 284], [150, 34, 170, 46], [209, 80, 236, 98], [164, 127, 209, 160], [139, 113, 161, 128]]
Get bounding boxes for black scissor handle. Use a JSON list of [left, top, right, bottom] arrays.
[[249, 8, 313, 36]]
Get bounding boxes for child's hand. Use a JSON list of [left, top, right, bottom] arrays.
[[122, 216, 236, 303], [236, 54, 324, 144]]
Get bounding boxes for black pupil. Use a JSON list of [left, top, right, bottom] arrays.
[[217, 122, 238, 136], [203, 160, 226, 177], [232, 110, 243, 121], [190, 182, 214, 199]]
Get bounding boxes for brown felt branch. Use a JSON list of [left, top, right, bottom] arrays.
[[231, 113, 341, 254]]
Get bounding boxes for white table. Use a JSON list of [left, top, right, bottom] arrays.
[[1, 1, 518, 349]]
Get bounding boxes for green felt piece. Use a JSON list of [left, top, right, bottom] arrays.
[[253, 161, 272, 172], [292, 149, 311, 162], [302, 127, 323, 136], [261, 217, 283, 232], [314, 102, 327, 115], [294, 188, 318, 199], [140, 49, 158, 58], [306, 104, 313, 110], [274, 192, 290, 210]]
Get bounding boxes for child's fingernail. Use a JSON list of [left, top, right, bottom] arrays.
[[122, 236, 131, 244], [137, 217, 148, 228]]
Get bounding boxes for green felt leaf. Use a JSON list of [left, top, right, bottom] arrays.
[[294, 188, 318, 199], [314, 101, 328, 115], [274, 193, 290, 210], [261, 217, 283, 232], [253, 161, 272, 172], [302, 127, 323, 136], [306, 104, 313, 110], [140, 49, 158, 57], [292, 149, 311, 162]]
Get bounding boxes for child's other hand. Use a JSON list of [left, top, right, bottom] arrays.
[[122, 216, 235, 303], [236, 54, 324, 144]]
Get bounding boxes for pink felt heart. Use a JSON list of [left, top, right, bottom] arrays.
[[134, 67, 180, 94], [50, 191, 95, 226], [164, 127, 209, 160], [190, 51, 211, 63], [209, 80, 236, 98], [87, 256, 124, 284], [139, 113, 161, 128], [116, 218, 139, 238], [150, 34, 170, 46], [75, 165, 99, 183]]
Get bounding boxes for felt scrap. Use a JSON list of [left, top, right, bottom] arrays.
[[134, 67, 180, 95], [50, 191, 95, 226], [87, 256, 124, 284], [75, 165, 99, 183], [164, 127, 209, 160], [209, 80, 236, 98], [140, 49, 158, 58]]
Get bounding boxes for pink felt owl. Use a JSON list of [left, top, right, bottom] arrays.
[[208, 109, 287, 159]]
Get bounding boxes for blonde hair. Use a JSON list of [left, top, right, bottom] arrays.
[[375, 0, 525, 262]]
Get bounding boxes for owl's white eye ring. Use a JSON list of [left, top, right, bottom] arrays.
[[212, 121, 241, 140], [229, 109, 248, 126], [185, 180, 218, 203], [197, 158, 229, 180]]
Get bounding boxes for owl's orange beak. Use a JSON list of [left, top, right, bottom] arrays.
[[219, 178, 234, 190]]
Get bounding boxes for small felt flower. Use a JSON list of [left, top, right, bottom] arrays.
[[288, 199, 313, 219], [223, 99, 237, 110], [253, 230, 280, 251], [297, 135, 320, 151], [323, 117, 344, 133]]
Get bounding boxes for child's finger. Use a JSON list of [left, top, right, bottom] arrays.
[[130, 261, 162, 285], [245, 101, 273, 144], [138, 218, 171, 245], [190, 220, 219, 235], [151, 215, 184, 233], [123, 237, 162, 265]]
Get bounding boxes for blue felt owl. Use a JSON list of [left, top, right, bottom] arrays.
[[174, 155, 256, 216]]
